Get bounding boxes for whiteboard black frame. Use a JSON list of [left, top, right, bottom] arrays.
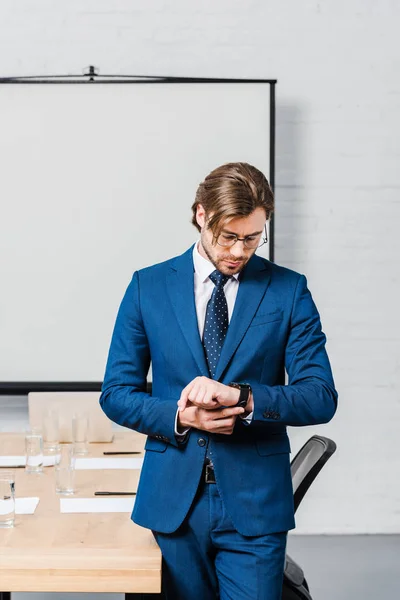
[[0, 72, 276, 394]]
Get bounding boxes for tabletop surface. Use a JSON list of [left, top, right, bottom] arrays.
[[0, 430, 161, 593]]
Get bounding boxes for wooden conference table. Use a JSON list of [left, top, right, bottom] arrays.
[[0, 430, 162, 599]]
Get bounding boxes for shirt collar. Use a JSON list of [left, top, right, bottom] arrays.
[[193, 241, 240, 283]]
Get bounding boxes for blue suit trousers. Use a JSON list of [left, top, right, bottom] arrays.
[[153, 478, 287, 600]]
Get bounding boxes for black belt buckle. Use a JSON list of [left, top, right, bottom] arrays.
[[205, 463, 216, 484]]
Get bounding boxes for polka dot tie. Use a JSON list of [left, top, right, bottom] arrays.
[[202, 270, 230, 378]]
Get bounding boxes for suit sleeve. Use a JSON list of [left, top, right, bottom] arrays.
[[99, 271, 182, 448], [250, 274, 338, 427]]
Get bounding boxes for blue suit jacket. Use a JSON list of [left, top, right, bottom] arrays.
[[99, 245, 337, 536]]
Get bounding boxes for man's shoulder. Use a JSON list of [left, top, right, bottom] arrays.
[[255, 255, 304, 284], [135, 246, 193, 280]]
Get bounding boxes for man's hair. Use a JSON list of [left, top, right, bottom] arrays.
[[191, 162, 274, 237]]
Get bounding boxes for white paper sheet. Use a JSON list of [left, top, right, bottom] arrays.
[[60, 497, 135, 513], [15, 497, 40, 514], [74, 457, 143, 470], [0, 455, 60, 467]]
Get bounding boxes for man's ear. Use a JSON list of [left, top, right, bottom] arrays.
[[196, 204, 206, 229]]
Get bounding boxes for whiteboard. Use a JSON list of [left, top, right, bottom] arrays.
[[0, 82, 272, 384]]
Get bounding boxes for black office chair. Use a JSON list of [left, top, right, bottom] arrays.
[[282, 435, 337, 600]]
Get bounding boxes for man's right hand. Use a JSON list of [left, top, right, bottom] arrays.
[[177, 403, 245, 435]]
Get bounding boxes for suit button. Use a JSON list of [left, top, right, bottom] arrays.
[[272, 413, 280, 420], [263, 411, 271, 419], [198, 438, 206, 447]]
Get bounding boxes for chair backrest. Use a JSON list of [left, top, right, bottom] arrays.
[[290, 435, 336, 513], [28, 391, 114, 442]]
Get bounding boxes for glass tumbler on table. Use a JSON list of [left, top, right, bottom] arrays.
[[72, 413, 89, 456], [0, 470, 15, 528], [25, 430, 43, 474], [55, 464, 75, 495], [55, 443, 76, 468], [42, 408, 60, 453], [54, 443, 76, 495]]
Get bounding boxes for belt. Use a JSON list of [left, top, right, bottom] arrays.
[[203, 459, 216, 484]]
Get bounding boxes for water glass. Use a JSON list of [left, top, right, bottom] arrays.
[[42, 409, 59, 453], [25, 430, 43, 474], [0, 470, 15, 528], [55, 465, 75, 495], [55, 443, 75, 468], [72, 413, 89, 456]]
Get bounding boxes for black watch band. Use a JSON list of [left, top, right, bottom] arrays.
[[228, 382, 252, 409]]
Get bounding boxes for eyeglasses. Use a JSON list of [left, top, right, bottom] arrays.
[[214, 225, 268, 249]]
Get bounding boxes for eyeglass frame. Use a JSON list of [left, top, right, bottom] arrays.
[[213, 224, 268, 249]]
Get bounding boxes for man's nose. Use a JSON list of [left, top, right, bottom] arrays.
[[230, 241, 245, 257]]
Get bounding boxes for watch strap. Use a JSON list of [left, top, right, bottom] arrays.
[[229, 382, 251, 408]]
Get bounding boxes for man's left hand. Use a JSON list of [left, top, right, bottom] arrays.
[[177, 376, 240, 412]]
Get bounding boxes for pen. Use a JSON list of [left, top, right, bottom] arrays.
[[94, 491, 137, 496], [103, 451, 142, 455]]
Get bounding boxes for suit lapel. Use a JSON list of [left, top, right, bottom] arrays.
[[214, 254, 271, 381], [167, 246, 210, 377]]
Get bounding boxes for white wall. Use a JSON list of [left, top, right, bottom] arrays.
[[1, 0, 399, 534]]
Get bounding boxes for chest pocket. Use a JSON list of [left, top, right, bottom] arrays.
[[250, 310, 284, 328]]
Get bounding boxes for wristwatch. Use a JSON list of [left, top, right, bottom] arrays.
[[228, 382, 252, 409]]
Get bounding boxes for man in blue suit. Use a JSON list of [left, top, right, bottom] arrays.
[[100, 162, 337, 599]]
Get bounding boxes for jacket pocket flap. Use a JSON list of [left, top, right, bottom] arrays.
[[250, 310, 284, 327], [145, 436, 168, 453], [256, 435, 291, 456]]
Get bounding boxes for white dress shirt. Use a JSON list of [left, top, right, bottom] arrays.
[[174, 242, 252, 437], [193, 240, 240, 338]]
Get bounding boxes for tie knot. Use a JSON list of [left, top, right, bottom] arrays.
[[209, 269, 230, 288]]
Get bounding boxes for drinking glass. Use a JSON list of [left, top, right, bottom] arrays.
[[55, 465, 75, 495], [25, 430, 43, 474], [55, 443, 75, 468], [72, 413, 89, 456], [0, 470, 15, 528], [42, 408, 59, 453]]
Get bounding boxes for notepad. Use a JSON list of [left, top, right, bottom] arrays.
[[0, 455, 60, 468], [0, 498, 39, 516], [74, 457, 143, 470], [0, 456, 143, 469], [16, 497, 40, 514], [60, 497, 135, 513]]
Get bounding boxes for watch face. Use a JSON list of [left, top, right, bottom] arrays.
[[236, 397, 248, 408]]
